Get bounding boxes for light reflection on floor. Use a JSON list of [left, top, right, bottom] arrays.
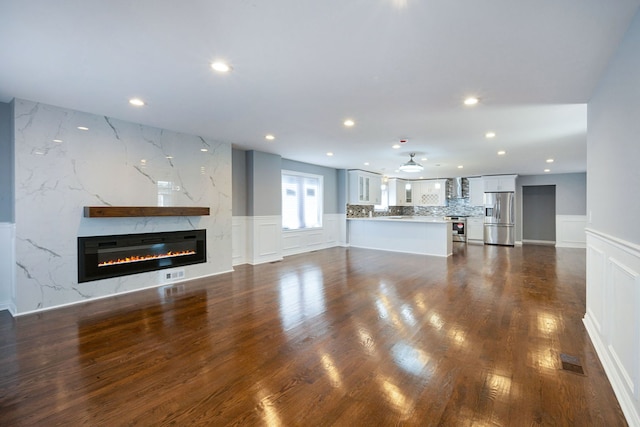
[[278, 267, 326, 331]]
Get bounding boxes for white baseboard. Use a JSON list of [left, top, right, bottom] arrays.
[[522, 239, 555, 246], [0, 303, 17, 317], [584, 313, 640, 427]]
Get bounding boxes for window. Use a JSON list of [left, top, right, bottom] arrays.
[[282, 171, 323, 230]]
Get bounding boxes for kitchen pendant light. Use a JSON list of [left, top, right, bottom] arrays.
[[399, 153, 423, 172]]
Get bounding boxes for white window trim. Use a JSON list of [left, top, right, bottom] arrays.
[[281, 170, 324, 230]]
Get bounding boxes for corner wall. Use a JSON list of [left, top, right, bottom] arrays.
[[12, 99, 233, 314], [0, 101, 13, 222], [0, 101, 15, 312], [585, 11, 640, 426]]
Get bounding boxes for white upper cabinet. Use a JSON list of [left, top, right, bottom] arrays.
[[468, 177, 484, 206], [483, 175, 517, 192], [388, 178, 413, 206], [348, 170, 382, 205], [414, 179, 447, 206]]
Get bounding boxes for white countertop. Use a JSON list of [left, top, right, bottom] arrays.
[[347, 216, 448, 224]]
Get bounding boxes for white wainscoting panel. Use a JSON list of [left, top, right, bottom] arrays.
[[232, 217, 249, 266], [247, 216, 283, 265], [608, 258, 639, 394], [0, 223, 16, 315], [282, 214, 344, 257], [233, 214, 345, 264], [556, 215, 587, 248], [586, 245, 606, 334], [584, 229, 640, 427]]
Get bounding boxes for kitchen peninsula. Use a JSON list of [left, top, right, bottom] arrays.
[[347, 216, 452, 257]]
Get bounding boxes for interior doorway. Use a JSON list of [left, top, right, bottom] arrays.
[[522, 185, 556, 244]]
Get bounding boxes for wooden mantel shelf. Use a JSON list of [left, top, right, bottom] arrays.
[[84, 206, 210, 218]]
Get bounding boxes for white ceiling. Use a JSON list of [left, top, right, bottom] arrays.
[[1, 1, 639, 179]]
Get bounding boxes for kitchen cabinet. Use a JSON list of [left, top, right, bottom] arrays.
[[467, 217, 484, 241], [348, 170, 382, 205], [468, 177, 484, 206], [414, 179, 447, 206], [483, 175, 517, 192], [387, 178, 413, 206]]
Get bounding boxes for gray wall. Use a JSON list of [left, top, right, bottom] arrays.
[[246, 150, 282, 216], [281, 158, 340, 214], [588, 11, 640, 245], [0, 101, 13, 222], [337, 169, 346, 214], [522, 185, 556, 241], [232, 148, 247, 216], [518, 173, 586, 215], [515, 172, 586, 241], [233, 149, 345, 216]]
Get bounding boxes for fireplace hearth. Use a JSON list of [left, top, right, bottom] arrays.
[[78, 230, 206, 283]]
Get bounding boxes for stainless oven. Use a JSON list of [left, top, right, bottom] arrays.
[[445, 216, 467, 242]]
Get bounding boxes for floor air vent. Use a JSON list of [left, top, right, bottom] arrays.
[[560, 353, 585, 375]]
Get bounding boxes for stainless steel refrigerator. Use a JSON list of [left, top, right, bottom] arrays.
[[484, 192, 515, 246]]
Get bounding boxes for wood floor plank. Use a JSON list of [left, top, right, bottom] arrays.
[[0, 245, 628, 426]]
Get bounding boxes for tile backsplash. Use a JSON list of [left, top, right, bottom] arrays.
[[347, 197, 483, 218]]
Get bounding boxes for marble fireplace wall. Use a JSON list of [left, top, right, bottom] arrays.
[[13, 99, 232, 314]]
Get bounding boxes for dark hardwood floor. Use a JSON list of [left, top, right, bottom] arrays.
[[0, 244, 627, 426]]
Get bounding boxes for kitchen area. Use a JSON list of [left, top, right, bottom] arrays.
[[346, 172, 517, 256]]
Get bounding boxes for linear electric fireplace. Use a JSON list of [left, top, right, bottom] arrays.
[[78, 229, 206, 283]]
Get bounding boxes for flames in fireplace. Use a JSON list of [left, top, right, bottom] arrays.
[[98, 250, 197, 267]]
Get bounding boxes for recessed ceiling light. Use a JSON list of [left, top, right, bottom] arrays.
[[326, 152, 334, 156], [497, 150, 506, 155], [457, 165, 464, 169], [421, 157, 427, 161], [53, 139, 62, 143], [485, 132, 496, 138], [463, 97, 479, 106], [343, 119, 355, 127], [200, 148, 208, 152], [265, 134, 275, 140], [77, 126, 89, 131], [546, 158, 554, 163], [211, 61, 231, 73], [166, 156, 173, 159], [364, 162, 370, 166], [544, 168, 551, 173], [129, 98, 145, 107], [392, 144, 401, 149]]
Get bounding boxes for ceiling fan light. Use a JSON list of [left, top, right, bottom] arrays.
[[399, 153, 424, 172]]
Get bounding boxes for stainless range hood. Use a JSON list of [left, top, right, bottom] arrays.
[[448, 177, 468, 199]]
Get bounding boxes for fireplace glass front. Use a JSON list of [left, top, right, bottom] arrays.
[[78, 229, 206, 283]]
